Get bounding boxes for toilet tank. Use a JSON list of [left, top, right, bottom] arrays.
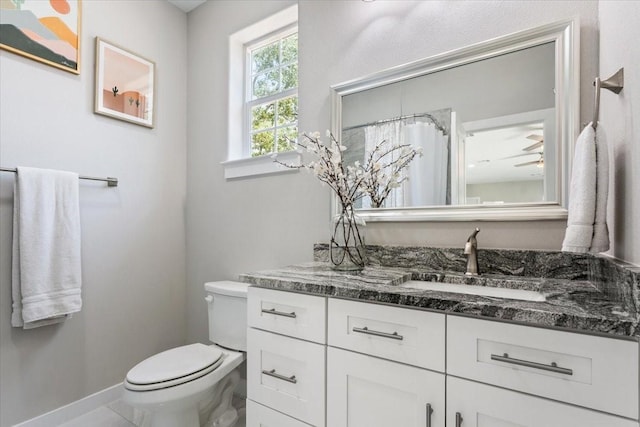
[[204, 281, 249, 351]]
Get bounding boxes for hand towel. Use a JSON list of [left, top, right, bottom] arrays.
[[561, 122, 610, 253], [11, 167, 82, 329], [590, 124, 610, 253]]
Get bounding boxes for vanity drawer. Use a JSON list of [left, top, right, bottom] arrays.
[[247, 328, 325, 427], [447, 315, 639, 419], [328, 298, 445, 371], [246, 399, 313, 427], [248, 287, 326, 343]]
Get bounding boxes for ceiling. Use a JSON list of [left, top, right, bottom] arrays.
[[167, 0, 207, 13]]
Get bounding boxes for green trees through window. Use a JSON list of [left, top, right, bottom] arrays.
[[248, 32, 298, 157]]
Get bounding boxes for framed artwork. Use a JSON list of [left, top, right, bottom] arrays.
[[94, 37, 155, 128], [0, 0, 81, 74]]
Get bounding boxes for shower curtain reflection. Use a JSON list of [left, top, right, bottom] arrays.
[[405, 121, 448, 206], [363, 121, 404, 208], [342, 109, 451, 208]]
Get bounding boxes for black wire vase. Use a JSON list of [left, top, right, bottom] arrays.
[[330, 205, 366, 271]]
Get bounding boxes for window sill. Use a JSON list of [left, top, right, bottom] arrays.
[[221, 151, 301, 179]]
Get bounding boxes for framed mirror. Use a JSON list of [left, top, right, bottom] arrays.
[[331, 19, 579, 221]]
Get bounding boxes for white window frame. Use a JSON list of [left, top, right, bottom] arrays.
[[245, 25, 298, 158], [223, 4, 300, 179]]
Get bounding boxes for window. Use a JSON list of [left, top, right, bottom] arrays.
[[224, 5, 300, 179], [247, 30, 298, 157]]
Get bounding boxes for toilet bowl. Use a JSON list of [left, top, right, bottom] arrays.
[[122, 281, 249, 427]]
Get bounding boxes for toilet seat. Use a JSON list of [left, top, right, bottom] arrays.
[[125, 343, 225, 392]]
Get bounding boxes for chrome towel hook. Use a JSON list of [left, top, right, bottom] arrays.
[[592, 68, 624, 129]]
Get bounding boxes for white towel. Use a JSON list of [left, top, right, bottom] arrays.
[[590, 124, 610, 253], [12, 167, 83, 329], [561, 123, 610, 253]]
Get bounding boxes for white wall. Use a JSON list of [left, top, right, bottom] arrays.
[[599, 1, 640, 265], [467, 180, 544, 205], [185, 0, 319, 343], [0, 2, 188, 425]]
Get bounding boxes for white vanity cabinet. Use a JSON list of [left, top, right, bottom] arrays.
[[326, 299, 446, 427], [247, 288, 327, 427], [247, 286, 640, 427]]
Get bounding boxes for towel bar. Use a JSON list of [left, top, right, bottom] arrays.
[[0, 167, 118, 187], [592, 68, 624, 130]]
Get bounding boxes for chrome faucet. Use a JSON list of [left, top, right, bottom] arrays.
[[464, 228, 480, 276]]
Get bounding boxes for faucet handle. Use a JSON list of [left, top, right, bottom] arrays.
[[464, 242, 473, 254], [467, 227, 480, 241]]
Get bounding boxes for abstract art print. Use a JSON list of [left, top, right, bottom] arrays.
[[0, 0, 81, 74], [94, 38, 155, 128]]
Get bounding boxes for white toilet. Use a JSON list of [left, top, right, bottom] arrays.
[[123, 281, 249, 427]]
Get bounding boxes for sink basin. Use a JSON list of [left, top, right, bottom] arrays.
[[400, 280, 547, 302]]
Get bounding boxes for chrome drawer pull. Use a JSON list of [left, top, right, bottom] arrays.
[[491, 353, 573, 375], [261, 307, 297, 318], [352, 326, 404, 340], [426, 403, 433, 427], [455, 412, 463, 427], [261, 369, 298, 384]]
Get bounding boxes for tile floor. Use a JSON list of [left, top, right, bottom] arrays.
[[57, 398, 247, 427], [59, 400, 141, 427], [57, 405, 135, 427]]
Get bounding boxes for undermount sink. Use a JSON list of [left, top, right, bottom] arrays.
[[400, 280, 547, 302]]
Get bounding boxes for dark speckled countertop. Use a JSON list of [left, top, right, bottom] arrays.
[[239, 245, 640, 339]]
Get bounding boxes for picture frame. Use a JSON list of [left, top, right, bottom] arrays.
[[94, 37, 155, 128], [0, 0, 81, 74]]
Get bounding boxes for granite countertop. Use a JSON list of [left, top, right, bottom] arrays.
[[239, 258, 640, 339]]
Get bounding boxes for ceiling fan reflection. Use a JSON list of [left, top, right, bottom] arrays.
[[523, 134, 544, 151], [515, 153, 544, 168]]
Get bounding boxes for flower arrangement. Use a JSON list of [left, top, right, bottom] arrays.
[[275, 131, 422, 270]]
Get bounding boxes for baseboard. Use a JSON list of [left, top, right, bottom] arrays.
[[14, 382, 124, 427]]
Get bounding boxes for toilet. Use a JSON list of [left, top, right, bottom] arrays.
[[122, 281, 249, 427]]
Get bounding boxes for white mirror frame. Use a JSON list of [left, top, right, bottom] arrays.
[[330, 19, 579, 222]]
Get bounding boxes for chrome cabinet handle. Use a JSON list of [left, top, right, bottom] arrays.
[[426, 403, 433, 427], [261, 369, 297, 384], [261, 307, 297, 318], [352, 326, 404, 340], [491, 353, 573, 375], [455, 412, 463, 427]]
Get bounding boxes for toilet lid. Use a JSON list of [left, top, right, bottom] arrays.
[[125, 343, 224, 391]]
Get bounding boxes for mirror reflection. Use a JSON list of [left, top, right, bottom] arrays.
[[465, 120, 548, 205], [341, 41, 556, 209]]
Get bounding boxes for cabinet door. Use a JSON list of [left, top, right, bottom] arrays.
[[327, 346, 445, 427], [447, 377, 638, 427]]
